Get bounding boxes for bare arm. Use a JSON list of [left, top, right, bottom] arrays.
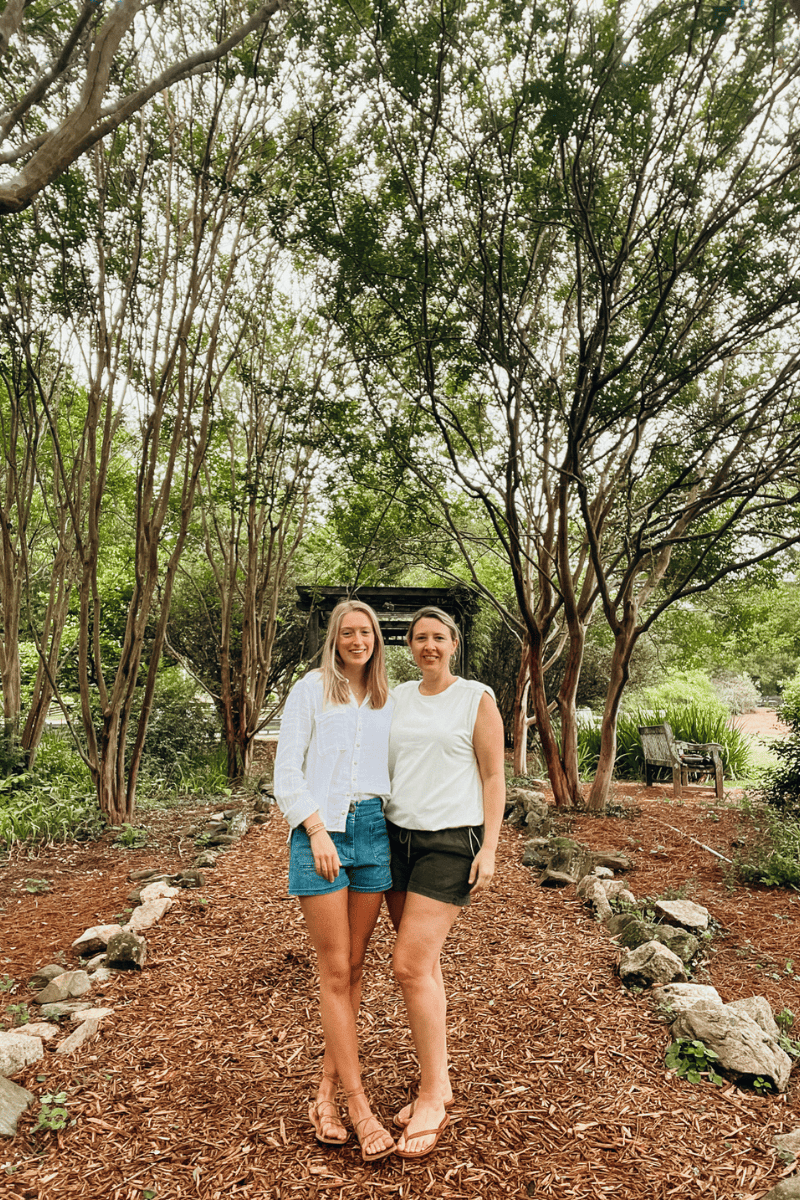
[[469, 691, 506, 891]]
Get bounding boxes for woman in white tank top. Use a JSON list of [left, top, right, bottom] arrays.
[[385, 606, 505, 1159]]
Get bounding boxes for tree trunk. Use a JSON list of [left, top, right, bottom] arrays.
[[528, 639, 580, 806], [512, 648, 531, 776], [586, 616, 638, 810]]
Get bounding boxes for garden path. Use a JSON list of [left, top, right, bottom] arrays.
[[1, 779, 799, 1199]]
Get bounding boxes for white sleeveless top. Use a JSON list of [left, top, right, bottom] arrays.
[[386, 678, 493, 830]]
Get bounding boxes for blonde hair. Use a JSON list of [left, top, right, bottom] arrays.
[[320, 600, 389, 709], [405, 606, 460, 651]]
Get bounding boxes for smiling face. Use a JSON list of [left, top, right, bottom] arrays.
[[336, 609, 376, 672], [409, 617, 458, 674]]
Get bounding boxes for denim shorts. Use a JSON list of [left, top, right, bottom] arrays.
[[288, 797, 392, 897], [386, 820, 484, 907]]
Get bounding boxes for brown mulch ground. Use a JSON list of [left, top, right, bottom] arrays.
[[0, 721, 798, 1199]]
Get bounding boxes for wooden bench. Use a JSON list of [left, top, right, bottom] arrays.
[[638, 722, 724, 799]]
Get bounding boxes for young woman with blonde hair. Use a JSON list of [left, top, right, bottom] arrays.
[[274, 600, 395, 1161]]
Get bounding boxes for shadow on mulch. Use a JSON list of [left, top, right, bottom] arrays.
[[0, 788, 798, 1199]]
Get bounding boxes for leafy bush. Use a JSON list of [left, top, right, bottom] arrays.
[[753, 672, 800, 816], [577, 703, 751, 780], [135, 668, 220, 782], [626, 670, 724, 714], [732, 803, 800, 889], [0, 732, 102, 847], [711, 673, 761, 714]]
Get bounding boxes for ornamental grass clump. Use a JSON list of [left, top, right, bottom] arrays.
[[576, 703, 751, 780]]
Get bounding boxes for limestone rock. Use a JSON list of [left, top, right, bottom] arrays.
[[82, 953, 107, 972], [613, 918, 699, 964], [654, 899, 709, 932], [56, 1017, 101, 1056], [593, 866, 614, 878], [0, 1075, 35, 1137], [591, 850, 634, 872], [128, 867, 164, 882], [15, 1022, 60, 1041], [125, 897, 173, 934], [600, 880, 633, 899], [34, 970, 91, 1004], [229, 811, 249, 838], [105, 929, 147, 970], [0, 1030, 44, 1077], [619, 941, 687, 988], [254, 796, 272, 813], [207, 833, 236, 847], [775, 1130, 800, 1161], [174, 869, 205, 888], [193, 851, 218, 868], [727, 995, 781, 1041], [40, 1001, 95, 1018], [139, 881, 179, 903], [606, 912, 640, 937], [539, 868, 579, 887], [575, 876, 613, 922], [27, 964, 65, 992], [754, 1176, 800, 1200], [90, 968, 114, 986], [72, 924, 123, 956], [652, 983, 722, 1016], [506, 788, 550, 833], [670, 1000, 793, 1092], [70, 1007, 115, 1023]]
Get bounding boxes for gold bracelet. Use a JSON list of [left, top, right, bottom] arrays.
[[305, 821, 326, 837]]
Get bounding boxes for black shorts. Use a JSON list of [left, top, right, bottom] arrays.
[[386, 820, 484, 907]]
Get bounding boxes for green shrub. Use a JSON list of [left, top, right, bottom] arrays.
[[712, 673, 761, 714], [753, 673, 800, 816], [732, 802, 800, 889], [577, 703, 751, 780], [135, 668, 220, 782], [626, 670, 724, 714], [0, 733, 102, 847]]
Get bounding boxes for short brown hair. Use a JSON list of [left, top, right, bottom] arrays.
[[405, 606, 460, 649]]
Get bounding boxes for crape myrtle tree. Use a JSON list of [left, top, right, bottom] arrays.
[[281, 0, 800, 806], [0, 0, 289, 214], [173, 301, 334, 782], [29, 46, 292, 822]]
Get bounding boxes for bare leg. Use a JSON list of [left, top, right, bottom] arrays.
[[301, 890, 393, 1155], [390, 891, 460, 1153]]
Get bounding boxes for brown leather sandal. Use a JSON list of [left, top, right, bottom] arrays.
[[347, 1089, 395, 1162]]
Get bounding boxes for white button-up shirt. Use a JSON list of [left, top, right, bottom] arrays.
[[273, 671, 394, 833]]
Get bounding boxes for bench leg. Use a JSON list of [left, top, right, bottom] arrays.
[[714, 762, 723, 799], [672, 766, 682, 799]]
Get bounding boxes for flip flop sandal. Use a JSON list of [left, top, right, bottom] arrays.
[[394, 1112, 450, 1160], [309, 1099, 348, 1145], [353, 1113, 396, 1162], [393, 1097, 454, 1130]]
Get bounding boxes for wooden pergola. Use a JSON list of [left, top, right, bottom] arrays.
[[295, 586, 480, 678]]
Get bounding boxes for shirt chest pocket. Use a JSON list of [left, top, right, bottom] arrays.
[[314, 709, 353, 756]]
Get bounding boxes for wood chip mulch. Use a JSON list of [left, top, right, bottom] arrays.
[[1, 784, 799, 1200]]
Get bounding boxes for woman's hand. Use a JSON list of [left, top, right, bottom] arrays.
[[309, 829, 341, 882], [468, 843, 496, 892]]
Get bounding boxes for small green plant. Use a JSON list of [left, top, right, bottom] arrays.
[[0, 976, 15, 993], [112, 824, 148, 849], [4, 1003, 29, 1027], [21, 878, 51, 894], [32, 1092, 69, 1133], [665, 1039, 724, 1086], [752, 1075, 775, 1095]]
